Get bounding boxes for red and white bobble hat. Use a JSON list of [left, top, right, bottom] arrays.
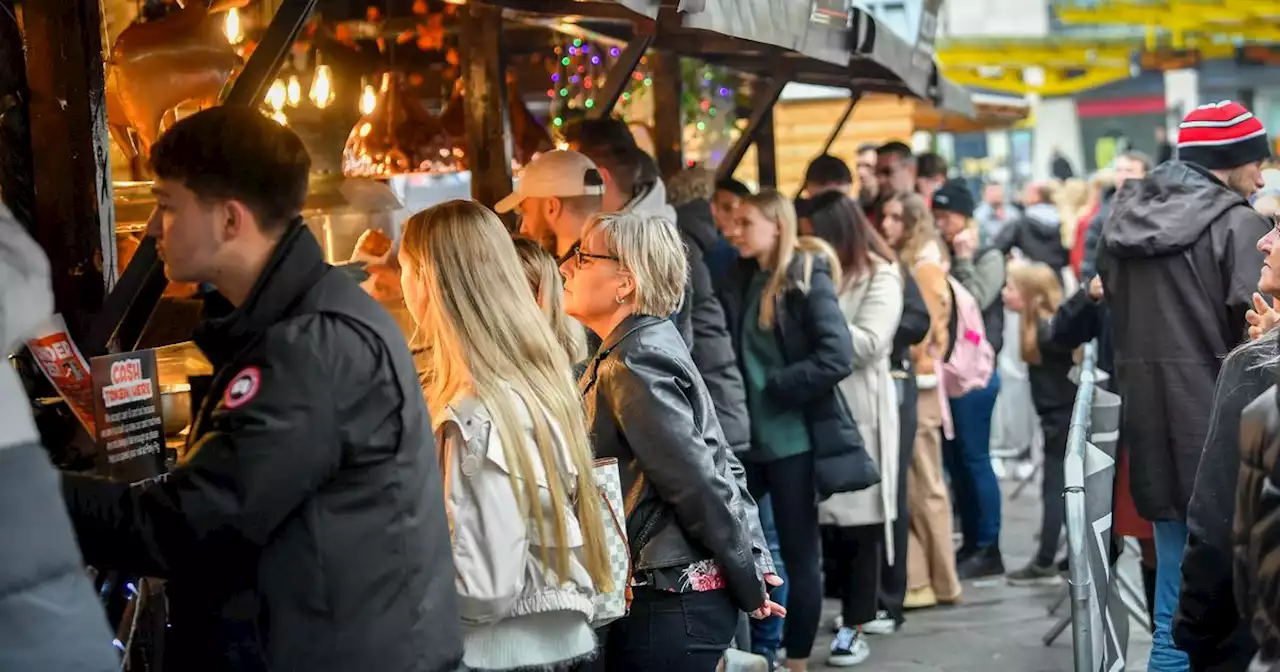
[[1177, 100, 1271, 170]]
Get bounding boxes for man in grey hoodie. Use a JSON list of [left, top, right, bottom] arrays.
[[0, 202, 117, 671], [991, 181, 1068, 275]]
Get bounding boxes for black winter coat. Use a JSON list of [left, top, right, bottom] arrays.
[[718, 253, 858, 481], [1099, 161, 1271, 521], [1049, 288, 1115, 382], [62, 225, 463, 672], [1232, 384, 1280, 671], [674, 199, 752, 453], [892, 268, 932, 372], [993, 202, 1070, 275], [580, 315, 767, 612], [1174, 346, 1272, 671]]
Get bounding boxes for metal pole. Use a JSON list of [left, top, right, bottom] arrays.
[[588, 34, 654, 119], [716, 75, 787, 183], [820, 93, 860, 155], [1064, 342, 1098, 672]]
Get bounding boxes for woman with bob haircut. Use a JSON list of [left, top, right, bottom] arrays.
[[399, 200, 611, 671], [560, 210, 781, 670]]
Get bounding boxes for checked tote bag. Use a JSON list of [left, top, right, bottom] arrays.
[[591, 457, 631, 628]]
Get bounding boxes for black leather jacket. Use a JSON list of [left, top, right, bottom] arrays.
[[581, 315, 767, 612], [1234, 385, 1280, 672]]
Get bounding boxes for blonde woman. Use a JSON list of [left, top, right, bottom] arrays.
[[558, 211, 779, 671], [512, 236, 588, 364], [399, 200, 611, 671], [720, 189, 857, 672], [931, 180, 1007, 579], [876, 193, 962, 609], [803, 192, 903, 666]]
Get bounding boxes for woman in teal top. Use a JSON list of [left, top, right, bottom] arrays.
[[717, 189, 856, 672]]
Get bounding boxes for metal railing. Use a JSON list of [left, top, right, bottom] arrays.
[[1065, 341, 1098, 672]]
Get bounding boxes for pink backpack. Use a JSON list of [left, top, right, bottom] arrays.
[[939, 277, 995, 399]]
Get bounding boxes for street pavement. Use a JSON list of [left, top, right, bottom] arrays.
[[810, 477, 1154, 671]]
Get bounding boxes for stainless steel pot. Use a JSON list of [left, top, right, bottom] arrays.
[[159, 383, 192, 437]]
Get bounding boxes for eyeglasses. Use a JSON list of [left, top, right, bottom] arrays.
[[875, 166, 896, 177], [563, 242, 619, 269]]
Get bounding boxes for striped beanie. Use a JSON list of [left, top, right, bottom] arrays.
[[1177, 100, 1271, 170]]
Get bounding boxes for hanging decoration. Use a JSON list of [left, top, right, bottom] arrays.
[[342, 71, 464, 178], [543, 36, 748, 168]]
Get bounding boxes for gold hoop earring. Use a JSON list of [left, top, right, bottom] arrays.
[[615, 295, 626, 304]]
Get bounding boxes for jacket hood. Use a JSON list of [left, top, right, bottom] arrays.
[[1022, 202, 1061, 236], [626, 178, 679, 225], [0, 204, 52, 449], [1104, 160, 1251, 259], [673, 199, 719, 253]]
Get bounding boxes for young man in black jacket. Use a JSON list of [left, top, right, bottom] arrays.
[[60, 108, 463, 672]]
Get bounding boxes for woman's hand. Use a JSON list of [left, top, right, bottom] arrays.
[[951, 229, 977, 260], [749, 573, 787, 620], [1247, 292, 1280, 341]]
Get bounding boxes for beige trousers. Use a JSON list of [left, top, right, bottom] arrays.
[[906, 387, 962, 600]]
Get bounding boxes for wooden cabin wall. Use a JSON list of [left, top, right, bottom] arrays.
[[732, 94, 916, 197]]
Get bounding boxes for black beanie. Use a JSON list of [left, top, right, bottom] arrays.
[[931, 179, 975, 218]]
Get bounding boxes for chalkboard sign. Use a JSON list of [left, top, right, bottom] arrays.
[[91, 349, 164, 483]]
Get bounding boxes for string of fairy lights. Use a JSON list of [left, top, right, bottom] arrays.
[[546, 36, 751, 167]]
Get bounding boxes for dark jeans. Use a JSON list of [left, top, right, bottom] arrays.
[[746, 452, 822, 660], [880, 372, 917, 623], [1035, 408, 1071, 567], [827, 524, 883, 626], [596, 588, 739, 671], [943, 370, 1002, 553], [749, 494, 788, 661]]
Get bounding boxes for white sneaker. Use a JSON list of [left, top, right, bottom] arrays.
[[827, 627, 871, 667], [861, 611, 898, 635], [722, 648, 770, 672]]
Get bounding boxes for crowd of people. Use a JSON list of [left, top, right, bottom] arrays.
[[7, 97, 1280, 672]]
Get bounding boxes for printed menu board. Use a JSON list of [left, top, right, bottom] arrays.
[[26, 314, 97, 436], [90, 349, 164, 483]]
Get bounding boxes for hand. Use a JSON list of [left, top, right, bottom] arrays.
[[1087, 275, 1104, 302], [951, 228, 977, 260], [1246, 292, 1280, 341], [749, 573, 787, 619]]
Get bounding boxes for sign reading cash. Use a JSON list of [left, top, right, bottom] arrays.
[[91, 349, 165, 483]]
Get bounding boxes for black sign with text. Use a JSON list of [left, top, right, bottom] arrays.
[[91, 349, 164, 483]]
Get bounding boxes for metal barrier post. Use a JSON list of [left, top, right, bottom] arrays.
[[1065, 342, 1098, 672]]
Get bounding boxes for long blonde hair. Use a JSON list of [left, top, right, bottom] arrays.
[[1007, 261, 1063, 365], [400, 200, 611, 591], [744, 189, 798, 330], [886, 192, 947, 269], [512, 237, 588, 364], [1055, 178, 1089, 249]]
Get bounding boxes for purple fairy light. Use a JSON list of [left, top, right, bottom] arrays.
[[568, 46, 578, 56], [718, 87, 731, 96], [591, 56, 601, 65], [570, 75, 580, 84], [551, 73, 560, 82], [610, 47, 621, 57]]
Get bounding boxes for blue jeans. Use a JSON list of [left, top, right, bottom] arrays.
[[749, 494, 788, 662], [943, 370, 1002, 552], [1150, 520, 1191, 671]]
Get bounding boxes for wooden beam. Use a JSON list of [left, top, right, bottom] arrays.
[[0, 0, 35, 230], [650, 51, 683, 178], [796, 92, 860, 198], [459, 2, 514, 211], [22, 0, 117, 342], [588, 33, 653, 119], [756, 107, 777, 189], [716, 76, 786, 183], [225, 0, 320, 107]]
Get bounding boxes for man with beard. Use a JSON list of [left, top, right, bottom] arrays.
[[496, 149, 606, 261], [1099, 100, 1271, 672]]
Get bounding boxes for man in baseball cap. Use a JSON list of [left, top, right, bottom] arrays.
[[1098, 100, 1273, 672], [495, 149, 605, 259]]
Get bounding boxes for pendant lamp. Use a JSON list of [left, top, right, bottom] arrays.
[[439, 75, 554, 171], [342, 71, 464, 178]]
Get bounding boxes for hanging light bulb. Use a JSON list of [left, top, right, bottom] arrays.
[[224, 8, 243, 45], [286, 76, 302, 107], [266, 79, 287, 112], [309, 65, 335, 109], [359, 84, 378, 115], [270, 110, 289, 126]]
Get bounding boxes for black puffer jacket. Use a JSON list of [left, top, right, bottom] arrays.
[[1233, 383, 1280, 671], [581, 315, 767, 612], [1175, 345, 1273, 671], [993, 202, 1069, 275], [674, 199, 752, 453], [1099, 160, 1270, 522], [62, 225, 463, 672], [718, 251, 859, 484]]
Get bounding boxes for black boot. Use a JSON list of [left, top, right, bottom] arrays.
[[956, 545, 1005, 580], [1141, 564, 1157, 632]]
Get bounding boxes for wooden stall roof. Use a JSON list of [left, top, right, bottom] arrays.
[[912, 92, 1030, 134], [487, 0, 975, 113]]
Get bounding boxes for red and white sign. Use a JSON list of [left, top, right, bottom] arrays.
[[100, 357, 155, 409], [27, 315, 97, 435]]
